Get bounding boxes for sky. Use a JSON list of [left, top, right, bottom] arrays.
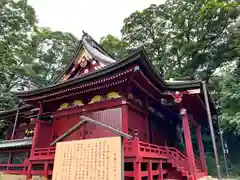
[[28, 0, 165, 41]]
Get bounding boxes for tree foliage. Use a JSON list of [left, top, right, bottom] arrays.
[[0, 0, 78, 110], [120, 0, 239, 80], [28, 28, 78, 87], [0, 0, 37, 110], [100, 34, 129, 59]]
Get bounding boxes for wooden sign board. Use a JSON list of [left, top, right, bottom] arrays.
[[52, 137, 122, 180]]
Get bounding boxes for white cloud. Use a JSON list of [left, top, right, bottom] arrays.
[[28, 0, 165, 41]]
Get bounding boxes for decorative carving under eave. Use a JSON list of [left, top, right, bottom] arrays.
[[127, 93, 144, 107], [106, 92, 121, 100], [63, 75, 70, 81], [58, 103, 69, 110], [88, 92, 122, 104], [88, 95, 103, 104], [73, 100, 84, 107], [57, 92, 122, 110], [78, 56, 89, 68], [128, 93, 134, 100], [156, 111, 164, 118], [62, 48, 93, 82], [168, 89, 201, 103], [24, 129, 34, 138]]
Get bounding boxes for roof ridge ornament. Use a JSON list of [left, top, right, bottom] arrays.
[[82, 33, 116, 64], [82, 30, 96, 47]]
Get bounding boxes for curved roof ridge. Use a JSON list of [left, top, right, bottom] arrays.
[[82, 32, 116, 64]]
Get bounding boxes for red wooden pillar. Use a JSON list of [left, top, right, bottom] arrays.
[[38, 101, 43, 116], [148, 160, 153, 180], [26, 162, 32, 180], [122, 102, 128, 134], [158, 160, 164, 180], [134, 160, 141, 180], [26, 122, 40, 180], [43, 161, 48, 178], [196, 125, 207, 173], [27, 101, 43, 180], [145, 113, 150, 142], [132, 137, 141, 180], [180, 108, 197, 180]]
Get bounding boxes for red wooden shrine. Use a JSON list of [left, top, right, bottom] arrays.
[[0, 32, 216, 180]]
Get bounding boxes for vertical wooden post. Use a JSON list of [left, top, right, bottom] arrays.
[[122, 103, 128, 134], [44, 161, 48, 179], [27, 101, 43, 180], [121, 137, 124, 180], [38, 101, 43, 117], [145, 113, 150, 142], [27, 122, 40, 179], [196, 125, 207, 173], [133, 138, 140, 161], [180, 108, 197, 180], [30, 122, 40, 157], [122, 102, 128, 180], [134, 160, 141, 180], [11, 108, 19, 139], [133, 137, 141, 180], [7, 152, 12, 170], [202, 81, 222, 180], [31, 101, 43, 154], [148, 160, 153, 180], [158, 160, 164, 180], [26, 162, 32, 180], [81, 122, 86, 139]]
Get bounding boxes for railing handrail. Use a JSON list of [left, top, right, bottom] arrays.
[[0, 164, 26, 167], [168, 147, 187, 160], [136, 140, 191, 173], [34, 147, 56, 151]]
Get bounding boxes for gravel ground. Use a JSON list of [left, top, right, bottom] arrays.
[[199, 176, 240, 180]]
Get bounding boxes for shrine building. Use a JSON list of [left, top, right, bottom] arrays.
[[0, 32, 217, 180]]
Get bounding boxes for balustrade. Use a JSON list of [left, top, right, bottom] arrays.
[[2, 138, 203, 179]]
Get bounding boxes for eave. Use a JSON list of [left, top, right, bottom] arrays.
[[13, 50, 142, 98], [14, 48, 205, 97], [0, 104, 35, 121], [0, 138, 32, 149]]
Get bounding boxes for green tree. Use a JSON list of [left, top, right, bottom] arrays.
[[121, 0, 239, 79], [0, 0, 78, 111], [100, 34, 129, 59], [0, 0, 37, 110], [28, 28, 78, 87]]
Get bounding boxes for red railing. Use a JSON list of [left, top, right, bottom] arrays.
[[0, 164, 28, 174], [124, 139, 203, 175], [124, 140, 135, 157], [30, 139, 202, 174], [31, 147, 56, 160], [138, 141, 169, 158]]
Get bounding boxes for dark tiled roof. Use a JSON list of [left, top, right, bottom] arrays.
[[0, 138, 32, 149]]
